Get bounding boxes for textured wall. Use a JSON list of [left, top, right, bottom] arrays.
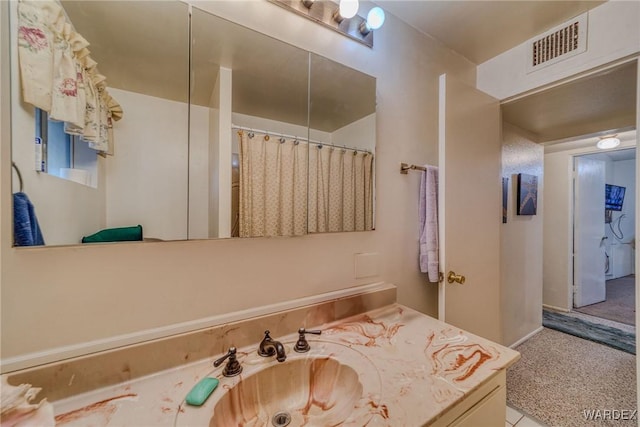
[[501, 123, 544, 346]]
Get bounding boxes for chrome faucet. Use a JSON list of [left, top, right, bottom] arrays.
[[258, 330, 286, 362]]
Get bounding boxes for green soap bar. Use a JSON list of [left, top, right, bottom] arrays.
[[185, 377, 219, 406]]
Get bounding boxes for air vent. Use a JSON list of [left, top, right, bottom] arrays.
[[527, 13, 588, 73]]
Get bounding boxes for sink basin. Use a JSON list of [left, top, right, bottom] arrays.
[[176, 341, 381, 427], [212, 357, 361, 426]]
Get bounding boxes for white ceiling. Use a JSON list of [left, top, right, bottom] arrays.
[[377, 0, 606, 64], [576, 147, 635, 162], [600, 148, 636, 162], [605, 148, 636, 162], [502, 61, 638, 143]]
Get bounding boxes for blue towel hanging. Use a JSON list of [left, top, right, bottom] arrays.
[[13, 192, 45, 246]]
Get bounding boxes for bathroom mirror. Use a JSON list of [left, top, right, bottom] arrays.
[[189, 7, 310, 239], [9, 1, 376, 246], [308, 53, 376, 233], [10, 0, 190, 246]]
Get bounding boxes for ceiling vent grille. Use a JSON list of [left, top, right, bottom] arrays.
[[527, 13, 588, 73]]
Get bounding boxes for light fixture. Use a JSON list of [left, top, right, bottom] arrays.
[[359, 6, 385, 35], [339, 0, 359, 19], [272, 0, 381, 48], [597, 135, 621, 150]]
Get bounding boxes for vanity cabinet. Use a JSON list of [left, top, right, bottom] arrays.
[[432, 371, 507, 427]]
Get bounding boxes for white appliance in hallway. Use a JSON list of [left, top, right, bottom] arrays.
[[573, 156, 606, 308]]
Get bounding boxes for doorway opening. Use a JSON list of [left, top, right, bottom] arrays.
[[500, 56, 638, 427], [572, 148, 636, 326]]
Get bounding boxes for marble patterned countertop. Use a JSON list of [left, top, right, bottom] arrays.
[[51, 304, 520, 426]]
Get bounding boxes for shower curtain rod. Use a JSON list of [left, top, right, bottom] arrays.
[[231, 124, 373, 154]]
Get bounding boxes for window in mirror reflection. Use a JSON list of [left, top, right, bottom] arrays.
[[35, 109, 98, 188], [11, 0, 190, 246]]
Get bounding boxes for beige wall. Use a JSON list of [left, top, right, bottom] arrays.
[[0, 1, 476, 369], [501, 123, 543, 346], [542, 150, 573, 311], [105, 88, 190, 241]]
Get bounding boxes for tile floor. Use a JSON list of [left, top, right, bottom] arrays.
[[507, 405, 548, 426]]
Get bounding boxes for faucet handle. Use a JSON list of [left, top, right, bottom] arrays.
[[294, 328, 322, 353], [258, 330, 275, 357], [213, 347, 243, 377]]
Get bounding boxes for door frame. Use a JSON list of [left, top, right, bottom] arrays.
[[502, 57, 639, 316], [570, 151, 631, 308], [561, 145, 637, 311], [499, 54, 640, 413]]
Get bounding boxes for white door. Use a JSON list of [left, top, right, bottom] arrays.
[[438, 74, 502, 343], [574, 156, 606, 307]]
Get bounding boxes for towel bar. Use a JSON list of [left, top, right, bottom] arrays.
[[12, 162, 23, 192], [400, 163, 427, 174]]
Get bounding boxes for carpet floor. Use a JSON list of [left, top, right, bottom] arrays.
[[507, 328, 637, 427], [575, 275, 636, 325]]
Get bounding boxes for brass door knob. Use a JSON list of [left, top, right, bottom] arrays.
[[447, 271, 466, 284]]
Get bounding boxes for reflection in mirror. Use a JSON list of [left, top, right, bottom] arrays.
[[308, 54, 376, 233], [11, 1, 376, 246], [11, 1, 190, 246], [190, 7, 309, 239]]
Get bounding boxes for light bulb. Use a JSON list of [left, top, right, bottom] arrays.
[[366, 7, 385, 30], [597, 136, 621, 149], [339, 0, 359, 19]]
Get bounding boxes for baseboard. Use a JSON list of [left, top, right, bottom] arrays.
[[509, 326, 544, 349], [543, 304, 571, 313], [1, 282, 394, 373]]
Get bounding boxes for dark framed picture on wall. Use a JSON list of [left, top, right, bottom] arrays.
[[517, 173, 538, 215], [502, 177, 508, 223]]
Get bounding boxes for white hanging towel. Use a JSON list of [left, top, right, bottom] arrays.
[[419, 165, 439, 282]]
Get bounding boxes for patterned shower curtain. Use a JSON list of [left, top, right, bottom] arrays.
[[239, 131, 374, 236], [238, 131, 307, 237], [308, 145, 374, 233]]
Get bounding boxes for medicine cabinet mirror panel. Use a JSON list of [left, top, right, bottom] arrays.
[[10, 1, 376, 247], [10, 1, 190, 246], [308, 53, 376, 234], [189, 7, 310, 239]]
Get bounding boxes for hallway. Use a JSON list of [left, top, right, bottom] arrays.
[[575, 275, 635, 325]]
